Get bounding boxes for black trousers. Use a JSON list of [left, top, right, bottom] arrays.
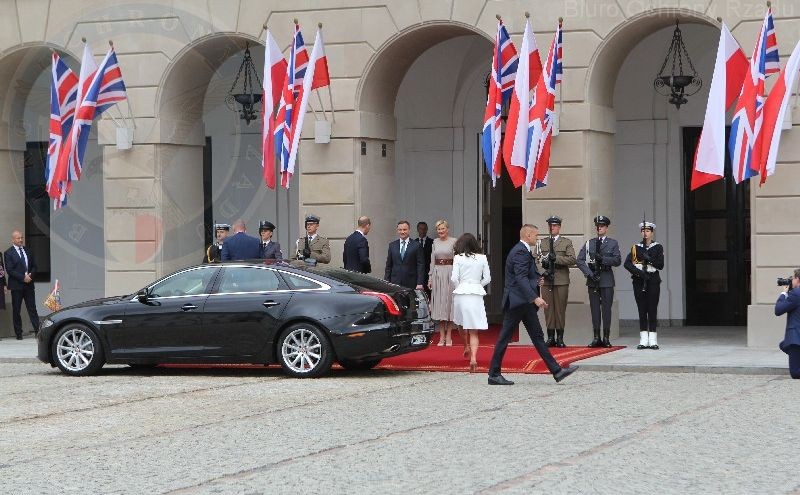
[[632, 278, 660, 331], [788, 345, 800, 379], [588, 286, 614, 331], [489, 303, 561, 377], [11, 285, 40, 337]]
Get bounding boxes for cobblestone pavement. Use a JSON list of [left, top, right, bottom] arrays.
[[1, 363, 798, 494]]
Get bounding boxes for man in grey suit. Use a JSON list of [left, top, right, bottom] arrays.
[[258, 221, 282, 260], [576, 215, 621, 348]]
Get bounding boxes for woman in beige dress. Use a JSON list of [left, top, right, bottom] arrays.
[[428, 220, 457, 346]]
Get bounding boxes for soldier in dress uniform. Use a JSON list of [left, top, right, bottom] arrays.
[[295, 214, 331, 265], [203, 223, 230, 263], [623, 220, 664, 350], [576, 215, 621, 347], [258, 221, 282, 260], [536, 215, 576, 347]]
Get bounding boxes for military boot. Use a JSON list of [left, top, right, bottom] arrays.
[[545, 329, 556, 347], [555, 329, 566, 348], [602, 329, 612, 348]]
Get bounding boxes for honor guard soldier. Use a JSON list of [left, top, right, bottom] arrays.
[[576, 215, 621, 347], [623, 220, 664, 350], [258, 221, 283, 260], [295, 214, 331, 265], [204, 223, 230, 263], [537, 215, 576, 347]]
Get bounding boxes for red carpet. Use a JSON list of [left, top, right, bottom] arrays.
[[377, 344, 624, 374]]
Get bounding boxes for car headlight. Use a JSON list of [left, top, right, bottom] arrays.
[[40, 319, 54, 329]]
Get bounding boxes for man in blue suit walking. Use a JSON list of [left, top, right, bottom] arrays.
[[488, 224, 578, 385], [221, 219, 261, 261]]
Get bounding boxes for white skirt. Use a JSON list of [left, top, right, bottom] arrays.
[[452, 294, 488, 330]]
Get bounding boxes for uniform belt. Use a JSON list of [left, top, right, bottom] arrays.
[[434, 259, 453, 265]]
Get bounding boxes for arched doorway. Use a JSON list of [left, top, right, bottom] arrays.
[[357, 23, 516, 315], [0, 45, 104, 329], [155, 33, 299, 273], [588, 11, 747, 330]]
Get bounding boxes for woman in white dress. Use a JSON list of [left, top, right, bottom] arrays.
[[451, 233, 491, 372]]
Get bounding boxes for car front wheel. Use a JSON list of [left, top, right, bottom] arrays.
[[51, 324, 105, 376], [278, 323, 333, 378]]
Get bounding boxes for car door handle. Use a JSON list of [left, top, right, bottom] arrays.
[[262, 300, 281, 308], [181, 303, 198, 311]]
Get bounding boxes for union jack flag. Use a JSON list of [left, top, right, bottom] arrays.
[[728, 6, 779, 184], [46, 52, 78, 208], [481, 19, 518, 187], [274, 23, 309, 188], [53, 45, 127, 204], [533, 21, 563, 189]]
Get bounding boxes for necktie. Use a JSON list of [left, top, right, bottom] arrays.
[[400, 240, 406, 260], [18, 247, 27, 271]]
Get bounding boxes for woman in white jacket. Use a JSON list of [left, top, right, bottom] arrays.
[[451, 233, 491, 372]]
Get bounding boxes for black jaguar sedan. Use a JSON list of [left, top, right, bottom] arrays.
[[37, 262, 433, 377]]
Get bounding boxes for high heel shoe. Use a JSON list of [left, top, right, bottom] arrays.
[[445, 336, 453, 346], [463, 345, 470, 358], [469, 362, 477, 373]]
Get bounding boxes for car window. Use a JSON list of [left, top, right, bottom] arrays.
[[218, 267, 282, 293], [150, 268, 215, 298], [283, 272, 324, 290]]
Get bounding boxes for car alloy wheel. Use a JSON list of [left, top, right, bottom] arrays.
[[278, 324, 333, 378], [52, 324, 105, 376]]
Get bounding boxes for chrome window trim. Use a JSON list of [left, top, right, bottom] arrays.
[[128, 265, 218, 302], [130, 293, 213, 302], [214, 265, 330, 295]]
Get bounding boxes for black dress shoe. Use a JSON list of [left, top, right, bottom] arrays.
[[553, 365, 578, 383], [488, 374, 514, 385], [16, 336, 23, 340], [555, 329, 566, 348], [588, 329, 602, 347], [545, 329, 556, 347]]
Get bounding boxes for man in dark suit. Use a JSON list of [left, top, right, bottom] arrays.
[[488, 224, 578, 385], [577, 215, 622, 347], [416, 221, 433, 292], [343, 216, 371, 273], [221, 219, 261, 261], [4, 231, 40, 340], [384, 220, 424, 290], [258, 221, 282, 260]]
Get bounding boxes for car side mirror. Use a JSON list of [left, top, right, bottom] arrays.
[[136, 289, 149, 303]]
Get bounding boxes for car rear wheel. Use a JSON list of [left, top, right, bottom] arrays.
[[338, 358, 382, 371], [51, 324, 105, 376], [278, 323, 333, 378]]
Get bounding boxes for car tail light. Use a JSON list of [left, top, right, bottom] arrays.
[[363, 291, 401, 316]]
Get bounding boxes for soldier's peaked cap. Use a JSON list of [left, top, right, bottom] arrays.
[[214, 223, 231, 231], [593, 215, 611, 226], [305, 214, 320, 224], [259, 220, 276, 231], [546, 215, 562, 225]]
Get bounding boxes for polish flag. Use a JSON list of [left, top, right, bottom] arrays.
[[310, 25, 330, 90], [262, 30, 287, 190], [757, 40, 800, 185], [690, 22, 748, 191], [502, 16, 543, 189]]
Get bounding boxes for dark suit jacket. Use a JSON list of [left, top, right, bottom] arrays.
[[221, 232, 262, 261], [343, 231, 371, 273], [260, 241, 283, 260], [502, 241, 541, 310], [384, 239, 424, 289], [416, 236, 433, 284], [776, 287, 800, 352], [4, 245, 37, 290], [576, 237, 622, 288]]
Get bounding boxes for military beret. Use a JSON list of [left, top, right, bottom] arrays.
[[593, 215, 611, 226], [259, 220, 276, 231]]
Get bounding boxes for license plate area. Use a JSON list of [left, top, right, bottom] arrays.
[[410, 334, 427, 346]]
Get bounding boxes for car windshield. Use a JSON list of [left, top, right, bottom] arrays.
[[308, 267, 404, 293]]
